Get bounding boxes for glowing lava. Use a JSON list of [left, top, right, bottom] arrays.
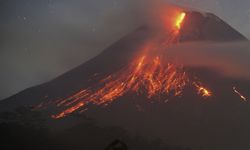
[[36, 11, 213, 119], [194, 83, 212, 98], [51, 54, 190, 119], [233, 86, 247, 102], [175, 12, 186, 30]]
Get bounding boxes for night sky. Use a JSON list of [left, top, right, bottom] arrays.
[[1, 0, 250, 100]]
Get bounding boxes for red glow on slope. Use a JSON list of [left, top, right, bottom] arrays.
[[52, 54, 190, 119], [36, 12, 214, 119]]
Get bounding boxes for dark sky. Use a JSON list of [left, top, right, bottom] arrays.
[[0, 0, 250, 100]]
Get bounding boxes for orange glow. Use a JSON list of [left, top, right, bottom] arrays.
[[175, 12, 186, 30], [36, 12, 214, 119], [51, 54, 189, 118], [233, 86, 247, 102], [52, 102, 85, 119], [194, 83, 212, 98]]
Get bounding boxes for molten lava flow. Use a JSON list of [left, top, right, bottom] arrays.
[[175, 12, 186, 30], [51, 54, 189, 119], [233, 86, 247, 102], [194, 83, 212, 98], [36, 11, 213, 119]]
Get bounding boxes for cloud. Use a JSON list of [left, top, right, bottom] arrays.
[[166, 41, 250, 80]]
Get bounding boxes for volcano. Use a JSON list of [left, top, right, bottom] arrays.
[[0, 10, 247, 110], [1, 10, 250, 150]]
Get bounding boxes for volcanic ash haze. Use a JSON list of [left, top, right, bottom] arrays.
[[1, 4, 250, 150]]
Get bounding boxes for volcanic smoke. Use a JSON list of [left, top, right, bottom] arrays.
[[37, 11, 214, 119]]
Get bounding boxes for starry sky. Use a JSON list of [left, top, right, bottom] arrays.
[[0, 0, 250, 100]]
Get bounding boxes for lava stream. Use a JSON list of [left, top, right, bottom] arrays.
[[175, 12, 186, 30]]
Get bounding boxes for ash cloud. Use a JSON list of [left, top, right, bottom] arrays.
[[166, 41, 250, 80]]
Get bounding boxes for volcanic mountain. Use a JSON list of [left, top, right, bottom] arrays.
[[0, 10, 247, 109], [1, 10, 250, 150]]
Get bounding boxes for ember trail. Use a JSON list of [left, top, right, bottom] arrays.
[[37, 12, 212, 119]]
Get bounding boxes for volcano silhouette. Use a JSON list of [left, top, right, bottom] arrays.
[[1, 11, 250, 150]]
